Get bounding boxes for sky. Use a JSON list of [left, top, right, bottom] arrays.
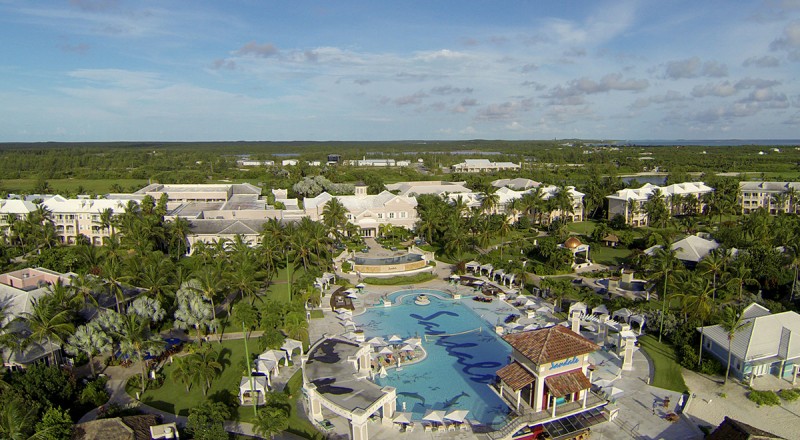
[[1, 0, 799, 142]]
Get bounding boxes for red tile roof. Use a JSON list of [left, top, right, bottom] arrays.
[[545, 370, 592, 397], [496, 361, 536, 391], [503, 325, 599, 365]]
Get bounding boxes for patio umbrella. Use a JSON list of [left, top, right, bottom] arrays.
[[593, 378, 614, 388], [342, 319, 356, 327], [444, 409, 469, 423], [473, 280, 484, 286], [523, 324, 539, 331], [450, 274, 461, 280], [342, 332, 359, 340], [400, 344, 415, 352], [536, 306, 552, 314], [388, 334, 403, 343], [356, 283, 366, 289], [423, 410, 446, 424], [404, 337, 422, 346], [347, 292, 358, 299], [367, 337, 387, 346], [336, 308, 352, 315], [393, 412, 413, 425], [379, 346, 394, 355]]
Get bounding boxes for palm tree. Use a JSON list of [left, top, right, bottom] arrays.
[[69, 272, 100, 308], [723, 261, 758, 301], [675, 274, 715, 365], [65, 324, 111, 378], [283, 311, 308, 342], [100, 258, 128, 313], [254, 407, 289, 440], [718, 306, 752, 385], [787, 244, 800, 302], [0, 395, 39, 440], [117, 313, 165, 395], [173, 355, 199, 392], [698, 249, 728, 302], [322, 198, 347, 236], [479, 187, 500, 215], [193, 345, 224, 395], [648, 247, 682, 342], [174, 281, 217, 342], [24, 299, 75, 366], [552, 186, 575, 222], [191, 268, 225, 334]]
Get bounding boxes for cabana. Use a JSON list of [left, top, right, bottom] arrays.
[[493, 269, 505, 282], [479, 264, 494, 277], [239, 376, 269, 406], [569, 301, 587, 318], [611, 308, 632, 323], [465, 261, 481, 273], [282, 338, 304, 359], [629, 314, 646, 334], [502, 273, 516, 286], [592, 304, 609, 317], [254, 358, 278, 384], [259, 349, 288, 367]]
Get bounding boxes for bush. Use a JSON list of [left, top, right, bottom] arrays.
[[80, 377, 110, 407], [363, 272, 436, 285], [747, 390, 780, 406], [699, 357, 724, 376], [678, 344, 699, 370], [341, 261, 353, 272], [779, 389, 800, 402]]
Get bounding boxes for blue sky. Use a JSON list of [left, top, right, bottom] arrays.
[[1, 0, 799, 141]]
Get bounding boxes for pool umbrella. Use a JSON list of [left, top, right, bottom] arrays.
[[342, 319, 356, 328], [379, 346, 394, 355], [444, 409, 469, 423], [400, 344, 415, 352], [356, 283, 365, 289], [347, 292, 358, 299], [393, 412, 412, 425], [450, 274, 460, 280], [336, 308, 352, 315], [367, 337, 387, 346], [473, 280, 484, 286], [423, 410, 446, 424], [523, 324, 538, 331], [593, 378, 614, 388], [388, 334, 403, 343], [404, 337, 422, 346], [342, 332, 358, 340]]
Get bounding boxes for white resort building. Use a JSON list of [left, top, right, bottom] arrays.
[[739, 181, 800, 214], [606, 182, 713, 227], [452, 159, 521, 173]]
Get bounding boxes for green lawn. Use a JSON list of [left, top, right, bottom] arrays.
[[1, 178, 147, 194], [590, 245, 633, 266], [566, 221, 598, 235], [139, 339, 250, 417], [639, 335, 689, 393]]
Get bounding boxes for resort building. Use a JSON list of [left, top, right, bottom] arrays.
[[699, 303, 800, 383], [493, 325, 608, 440], [739, 181, 800, 214], [304, 184, 418, 237], [135, 183, 262, 203], [606, 182, 713, 227], [302, 337, 397, 440], [452, 159, 521, 173], [0, 267, 75, 369], [644, 235, 720, 268], [492, 178, 541, 191], [445, 185, 585, 223], [346, 158, 411, 167], [385, 180, 472, 197]]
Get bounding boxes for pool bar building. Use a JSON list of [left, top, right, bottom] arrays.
[[493, 326, 610, 440]]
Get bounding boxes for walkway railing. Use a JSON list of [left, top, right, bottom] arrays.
[[488, 392, 606, 440]]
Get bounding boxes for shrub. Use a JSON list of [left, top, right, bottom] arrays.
[[747, 390, 780, 406], [699, 357, 724, 376], [341, 261, 353, 272], [678, 344, 699, 370], [363, 272, 436, 285], [80, 376, 110, 407], [779, 389, 800, 402]]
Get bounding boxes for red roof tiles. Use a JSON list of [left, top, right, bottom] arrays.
[[496, 361, 536, 391], [545, 370, 592, 397], [503, 325, 599, 365]]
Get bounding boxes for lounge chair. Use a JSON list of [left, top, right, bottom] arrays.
[[423, 423, 432, 432], [406, 423, 414, 432], [447, 422, 456, 431]]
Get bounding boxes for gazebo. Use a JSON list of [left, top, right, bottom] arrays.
[[479, 263, 494, 277], [568, 302, 587, 318], [465, 261, 481, 273], [561, 237, 591, 267], [282, 338, 304, 360], [611, 308, 633, 323], [591, 304, 609, 317], [254, 358, 278, 385], [259, 349, 288, 367], [239, 376, 269, 406]]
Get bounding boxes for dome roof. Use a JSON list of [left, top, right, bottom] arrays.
[[564, 237, 583, 249]]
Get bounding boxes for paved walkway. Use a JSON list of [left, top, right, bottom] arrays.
[[682, 369, 800, 439]]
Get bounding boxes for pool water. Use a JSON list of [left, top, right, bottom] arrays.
[[354, 289, 511, 427]]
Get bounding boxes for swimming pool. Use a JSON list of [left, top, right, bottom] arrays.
[[353, 289, 512, 427]]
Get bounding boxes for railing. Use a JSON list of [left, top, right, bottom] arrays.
[[488, 392, 606, 440]]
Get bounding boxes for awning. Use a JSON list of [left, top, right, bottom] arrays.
[[497, 361, 536, 391], [545, 370, 592, 397]]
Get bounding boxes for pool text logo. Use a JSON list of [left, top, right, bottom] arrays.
[[548, 356, 579, 371]]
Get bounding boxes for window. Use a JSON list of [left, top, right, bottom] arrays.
[[389, 212, 395, 219], [400, 211, 407, 218], [377, 213, 383, 219]]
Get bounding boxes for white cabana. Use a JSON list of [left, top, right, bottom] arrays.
[[493, 269, 505, 281], [281, 338, 304, 358], [239, 376, 269, 406], [368, 336, 387, 347], [630, 314, 646, 334], [404, 337, 422, 346], [502, 273, 516, 285], [569, 301, 587, 317], [612, 308, 633, 323], [479, 264, 494, 276], [423, 410, 446, 425], [259, 349, 288, 366], [444, 409, 469, 423], [536, 306, 552, 314], [465, 261, 481, 272], [592, 304, 609, 316], [393, 412, 413, 425], [254, 358, 277, 383]]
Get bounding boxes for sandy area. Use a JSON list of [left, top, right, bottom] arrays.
[[682, 369, 800, 438]]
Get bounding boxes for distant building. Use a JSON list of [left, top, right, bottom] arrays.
[[72, 414, 162, 440], [236, 159, 274, 167], [644, 235, 720, 267], [451, 159, 520, 173], [346, 157, 411, 167], [492, 178, 541, 191], [606, 182, 713, 227], [327, 154, 342, 164], [708, 416, 783, 440], [385, 180, 471, 197], [739, 181, 800, 214], [699, 303, 800, 383]]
